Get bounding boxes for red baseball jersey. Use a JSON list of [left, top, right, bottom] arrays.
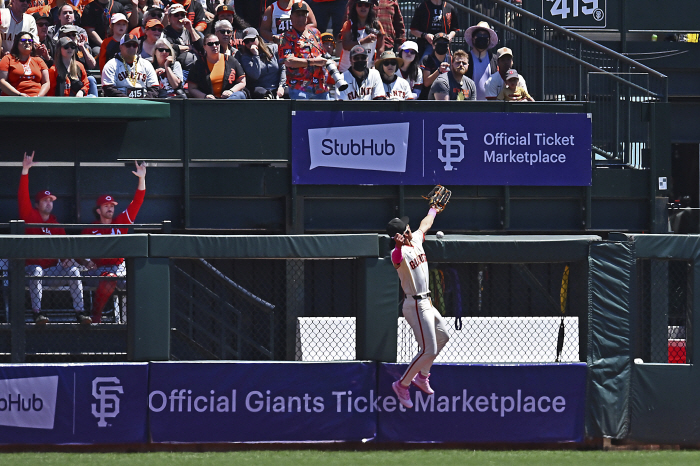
[[18, 174, 64, 268]]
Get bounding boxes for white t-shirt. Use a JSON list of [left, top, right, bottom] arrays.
[[395, 230, 429, 297], [102, 55, 158, 97], [382, 75, 413, 100], [397, 67, 422, 99], [0, 9, 37, 54], [337, 68, 385, 100], [484, 71, 528, 99]]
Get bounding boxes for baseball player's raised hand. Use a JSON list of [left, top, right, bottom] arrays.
[[22, 151, 36, 174], [132, 161, 147, 178]]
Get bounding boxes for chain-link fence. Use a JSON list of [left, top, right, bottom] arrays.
[[636, 259, 692, 364], [0, 258, 128, 363]]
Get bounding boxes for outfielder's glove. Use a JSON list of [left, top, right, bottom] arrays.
[[423, 185, 451, 213]]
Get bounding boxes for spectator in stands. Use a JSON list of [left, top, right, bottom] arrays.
[[48, 0, 90, 24], [336, 45, 383, 100], [279, 1, 330, 100], [33, 12, 53, 67], [0, 32, 49, 96], [496, 68, 533, 101], [47, 4, 86, 46], [164, 3, 204, 81], [214, 20, 237, 57], [229, 0, 265, 36], [210, 5, 250, 52], [18, 151, 89, 326], [170, 0, 207, 32], [239, 27, 287, 99], [464, 20, 498, 101], [152, 37, 184, 97], [346, 0, 405, 53], [98, 13, 130, 70], [102, 33, 159, 97], [428, 49, 475, 101], [375, 49, 411, 99], [397, 39, 420, 99], [417, 31, 448, 100], [48, 35, 91, 96], [339, 0, 383, 72], [81, 0, 137, 54], [82, 161, 146, 323], [484, 46, 528, 101], [187, 33, 247, 98], [320, 31, 336, 56], [307, 0, 343, 40], [1, 0, 38, 55], [409, 0, 458, 59], [58, 24, 98, 94], [129, 6, 166, 38], [260, 0, 315, 45], [139, 18, 164, 59]]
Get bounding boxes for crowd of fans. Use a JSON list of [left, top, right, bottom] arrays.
[[0, 0, 533, 101]]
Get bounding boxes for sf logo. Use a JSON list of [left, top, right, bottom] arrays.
[[91, 377, 124, 427], [437, 124, 468, 171]]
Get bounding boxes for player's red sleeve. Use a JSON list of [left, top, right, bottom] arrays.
[[123, 188, 145, 224], [18, 174, 37, 222]]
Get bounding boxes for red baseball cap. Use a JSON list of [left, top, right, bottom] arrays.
[[96, 195, 118, 207], [35, 190, 57, 203]]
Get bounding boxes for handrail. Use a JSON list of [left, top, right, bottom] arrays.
[[198, 259, 276, 311], [5, 219, 172, 234], [446, 0, 667, 100]]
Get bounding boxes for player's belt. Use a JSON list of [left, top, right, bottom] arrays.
[[412, 292, 431, 300]]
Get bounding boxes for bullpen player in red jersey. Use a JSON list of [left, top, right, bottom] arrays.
[[386, 207, 449, 409], [19, 151, 88, 325], [81, 161, 146, 323]]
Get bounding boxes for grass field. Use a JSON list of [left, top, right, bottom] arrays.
[[2, 450, 700, 466]]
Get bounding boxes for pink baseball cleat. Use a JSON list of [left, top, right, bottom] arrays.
[[411, 372, 434, 395], [392, 380, 413, 408]]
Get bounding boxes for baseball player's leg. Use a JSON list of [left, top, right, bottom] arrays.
[[417, 305, 450, 376], [25, 265, 43, 312], [90, 266, 119, 323], [44, 265, 85, 313], [398, 299, 440, 386]]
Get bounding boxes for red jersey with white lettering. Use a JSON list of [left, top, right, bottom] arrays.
[[18, 174, 64, 268], [395, 229, 429, 296], [81, 189, 145, 267]]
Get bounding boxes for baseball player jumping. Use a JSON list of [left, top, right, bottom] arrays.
[[386, 186, 451, 409]]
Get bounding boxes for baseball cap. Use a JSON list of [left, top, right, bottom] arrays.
[[386, 217, 409, 238], [242, 27, 258, 40], [146, 5, 164, 16], [216, 4, 234, 15], [35, 190, 57, 203], [111, 12, 128, 24], [320, 32, 335, 43], [96, 195, 118, 207], [399, 40, 418, 53], [59, 24, 79, 35], [350, 45, 368, 58], [169, 3, 187, 15], [58, 36, 75, 48], [120, 33, 139, 45], [505, 69, 519, 80], [496, 47, 513, 59], [33, 12, 51, 25], [291, 1, 309, 14], [433, 32, 450, 43], [145, 19, 163, 29]]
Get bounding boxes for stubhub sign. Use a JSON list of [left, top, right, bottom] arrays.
[[0, 376, 58, 429], [308, 123, 409, 172], [292, 111, 592, 186]]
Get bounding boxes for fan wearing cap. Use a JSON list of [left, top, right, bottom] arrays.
[[81, 0, 135, 50], [128, 6, 165, 39], [375, 50, 411, 100], [397, 40, 421, 99], [386, 207, 449, 409], [98, 12, 129, 70], [261, 0, 315, 45], [279, 1, 331, 100], [48, 35, 90, 96], [81, 161, 146, 323], [496, 68, 533, 101], [32, 12, 53, 65], [320, 32, 337, 57], [339, 0, 384, 73], [417, 31, 449, 100], [239, 27, 288, 99], [139, 18, 164, 59], [408, 0, 458, 60], [207, 5, 251, 52], [170, 0, 207, 32], [428, 48, 475, 101], [18, 151, 88, 326], [336, 44, 383, 100], [102, 33, 158, 97], [50, 7, 96, 72], [464, 20, 498, 101], [164, 2, 204, 78], [484, 46, 529, 100], [1, 0, 38, 55]]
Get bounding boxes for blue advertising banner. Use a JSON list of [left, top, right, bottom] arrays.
[[0, 363, 149, 444], [148, 361, 376, 442], [292, 111, 592, 186], [377, 363, 586, 443]]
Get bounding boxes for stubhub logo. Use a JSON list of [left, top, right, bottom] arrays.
[[308, 123, 409, 172], [0, 376, 58, 429]]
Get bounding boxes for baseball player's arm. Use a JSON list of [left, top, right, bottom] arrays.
[[391, 236, 404, 268], [418, 208, 437, 233], [18, 152, 36, 220]]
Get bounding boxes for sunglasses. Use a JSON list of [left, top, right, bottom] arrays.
[[401, 49, 416, 55], [156, 47, 170, 53], [148, 27, 164, 32], [206, 41, 220, 46], [217, 29, 232, 35], [19, 38, 33, 43], [37, 22, 50, 27], [383, 60, 397, 66], [243, 38, 256, 44], [62, 43, 77, 50], [172, 12, 186, 18], [123, 42, 139, 48]]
